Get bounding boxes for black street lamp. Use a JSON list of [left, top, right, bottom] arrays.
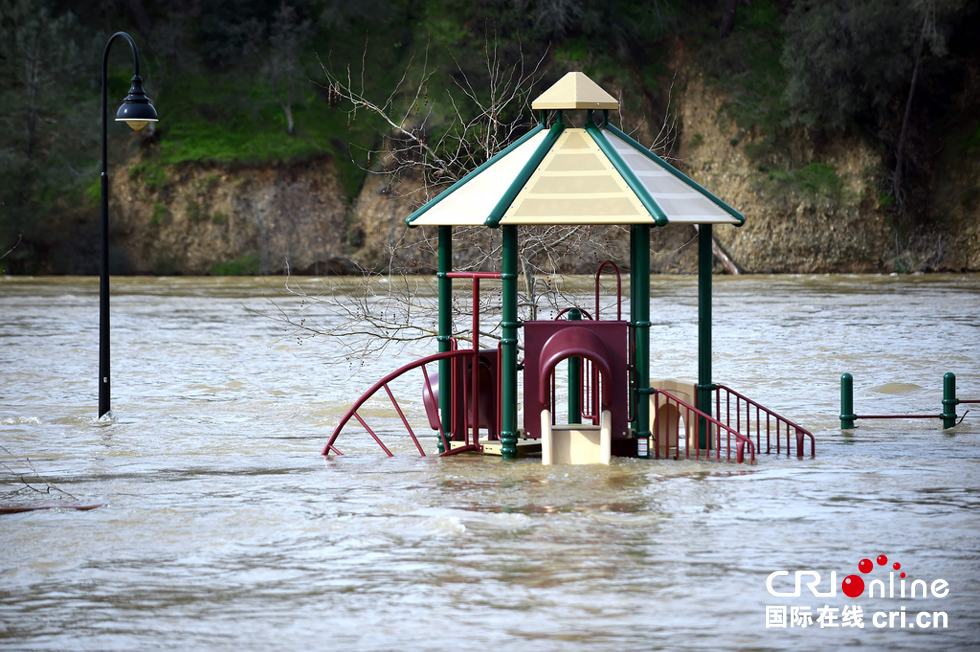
[[99, 32, 158, 418]]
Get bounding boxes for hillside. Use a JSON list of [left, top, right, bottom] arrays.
[[2, 0, 978, 274]]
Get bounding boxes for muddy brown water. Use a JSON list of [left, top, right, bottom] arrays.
[[1, 274, 978, 651]]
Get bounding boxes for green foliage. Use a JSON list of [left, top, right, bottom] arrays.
[[962, 123, 980, 153], [84, 178, 101, 207], [694, 0, 788, 159], [0, 0, 100, 273], [767, 162, 844, 199], [780, 0, 951, 133], [211, 211, 228, 225], [210, 253, 261, 275], [129, 161, 170, 189], [185, 196, 208, 224], [150, 203, 170, 227]]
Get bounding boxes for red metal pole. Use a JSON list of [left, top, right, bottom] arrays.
[[384, 383, 425, 456], [353, 412, 393, 457], [471, 277, 480, 447]]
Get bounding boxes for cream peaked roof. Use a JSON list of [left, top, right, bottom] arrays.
[[531, 72, 619, 110], [500, 129, 648, 224], [405, 73, 744, 229]]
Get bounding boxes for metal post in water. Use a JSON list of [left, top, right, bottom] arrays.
[[942, 372, 958, 429], [634, 225, 651, 459], [437, 226, 452, 453], [500, 225, 519, 459], [629, 225, 637, 434], [567, 307, 582, 424], [696, 224, 713, 449], [840, 373, 856, 429]]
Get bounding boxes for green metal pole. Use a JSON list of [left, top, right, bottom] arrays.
[[567, 307, 582, 424], [942, 372, 958, 429], [697, 224, 713, 449], [437, 226, 452, 453], [501, 225, 519, 459], [634, 225, 651, 458], [840, 373, 856, 429], [629, 226, 638, 434]]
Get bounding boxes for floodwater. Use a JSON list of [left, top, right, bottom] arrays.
[[1, 274, 978, 651]]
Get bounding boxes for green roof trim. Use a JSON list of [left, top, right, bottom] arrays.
[[405, 123, 547, 228], [602, 123, 745, 226], [485, 120, 565, 228], [585, 121, 669, 227]]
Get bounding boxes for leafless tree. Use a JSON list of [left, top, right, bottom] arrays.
[[261, 2, 313, 135], [0, 445, 76, 502], [253, 39, 697, 369]]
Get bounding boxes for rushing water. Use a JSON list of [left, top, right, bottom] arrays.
[[1, 274, 979, 651]]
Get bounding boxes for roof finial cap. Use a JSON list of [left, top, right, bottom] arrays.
[[531, 72, 619, 111]]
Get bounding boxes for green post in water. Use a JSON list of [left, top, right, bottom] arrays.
[[437, 226, 452, 453], [697, 224, 713, 449], [840, 373, 856, 429], [942, 372, 958, 429], [634, 225, 651, 458], [500, 225, 519, 459], [567, 307, 582, 424], [629, 225, 638, 435]]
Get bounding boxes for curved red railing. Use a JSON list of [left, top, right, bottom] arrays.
[[594, 260, 623, 321], [652, 389, 756, 463], [322, 349, 478, 457], [712, 384, 815, 457]]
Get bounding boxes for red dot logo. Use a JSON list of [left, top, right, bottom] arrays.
[[876, 555, 888, 566], [893, 562, 901, 570], [858, 559, 873, 573], [900, 572, 906, 578], [842, 574, 865, 598]]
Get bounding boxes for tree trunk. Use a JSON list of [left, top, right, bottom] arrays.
[[894, 14, 928, 214], [281, 102, 294, 135], [719, 0, 738, 37], [711, 232, 744, 275]]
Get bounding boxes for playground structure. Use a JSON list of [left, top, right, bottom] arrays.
[[323, 72, 815, 464], [840, 372, 976, 429]]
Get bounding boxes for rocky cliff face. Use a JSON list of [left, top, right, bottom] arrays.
[[112, 75, 978, 276], [112, 156, 351, 275], [677, 77, 894, 274]]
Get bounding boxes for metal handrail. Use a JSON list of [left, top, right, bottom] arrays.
[[652, 389, 756, 463], [712, 384, 814, 457], [594, 260, 623, 322], [322, 349, 478, 456]]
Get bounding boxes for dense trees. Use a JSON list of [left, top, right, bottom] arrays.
[[781, 0, 972, 211], [0, 0, 977, 273]]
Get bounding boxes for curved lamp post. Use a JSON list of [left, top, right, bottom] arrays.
[[99, 32, 158, 418]]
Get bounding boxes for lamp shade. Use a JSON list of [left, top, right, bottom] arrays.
[[115, 75, 158, 130]]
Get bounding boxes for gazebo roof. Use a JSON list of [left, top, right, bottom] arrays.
[[406, 73, 744, 229]]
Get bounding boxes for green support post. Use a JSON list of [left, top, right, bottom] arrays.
[[942, 372, 958, 429], [696, 224, 713, 449], [634, 225, 651, 458], [500, 225, 519, 459], [567, 308, 582, 424], [629, 226, 637, 434], [437, 226, 452, 453], [840, 373, 856, 429]]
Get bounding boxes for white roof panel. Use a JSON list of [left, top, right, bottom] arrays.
[[604, 130, 741, 225], [410, 130, 548, 227]]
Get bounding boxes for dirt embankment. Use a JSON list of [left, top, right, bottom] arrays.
[[111, 156, 353, 275], [113, 74, 978, 275]]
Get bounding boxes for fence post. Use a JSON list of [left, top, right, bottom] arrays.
[[942, 372, 958, 429], [840, 373, 856, 429]]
